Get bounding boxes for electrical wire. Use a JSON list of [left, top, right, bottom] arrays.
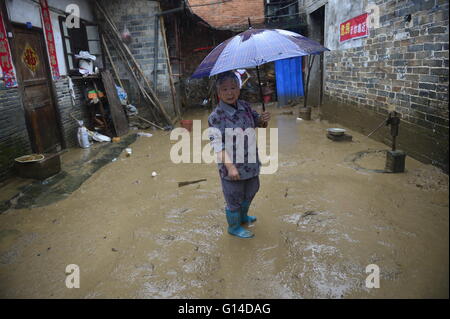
[[187, 0, 232, 8]]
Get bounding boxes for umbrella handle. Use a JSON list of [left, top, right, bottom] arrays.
[[256, 65, 265, 112]]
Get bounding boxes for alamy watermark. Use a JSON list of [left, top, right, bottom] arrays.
[[365, 264, 380, 289], [65, 4, 80, 29], [65, 264, 80, 288], [169, 120, 279, 174]]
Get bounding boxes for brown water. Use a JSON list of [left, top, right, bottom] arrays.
[[0, 105, 448, 298]]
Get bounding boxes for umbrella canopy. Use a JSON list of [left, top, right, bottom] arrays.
[[191, 28, 330, 79]]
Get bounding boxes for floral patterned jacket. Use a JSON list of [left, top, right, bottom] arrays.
[[208, 99, 262, 181]]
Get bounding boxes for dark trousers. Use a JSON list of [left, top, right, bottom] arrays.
[[220, 176, 260, 211]]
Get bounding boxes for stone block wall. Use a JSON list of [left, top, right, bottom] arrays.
[[0, 77, 88, 181], [314, 0, 449, 172], [96, 0, 175, 118], [0, 84, 32, 180], [53, 77, 90, 149]]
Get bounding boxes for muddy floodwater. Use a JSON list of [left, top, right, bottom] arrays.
[[0, 105, 448, 298]]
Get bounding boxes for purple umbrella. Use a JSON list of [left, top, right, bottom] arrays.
[[191, 25, 330, 111]]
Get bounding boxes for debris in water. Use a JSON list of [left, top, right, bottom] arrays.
[[137, 132, 153, 137], [302, 211, 318, 218], [178, 179, 207, 187]]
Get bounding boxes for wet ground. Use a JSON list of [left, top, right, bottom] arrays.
[[0, 104, 448, 298]]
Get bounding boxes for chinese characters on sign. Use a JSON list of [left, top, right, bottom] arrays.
[[340, 13, 369, 42], [40, 0, 60, 80], [0, 11, 17, 88]]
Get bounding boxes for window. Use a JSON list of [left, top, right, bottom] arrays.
[[265, 0, 299, 25], [59, 16, 103, 75]]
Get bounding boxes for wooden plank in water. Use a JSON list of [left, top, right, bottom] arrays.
[[101, 70, 129, 137]]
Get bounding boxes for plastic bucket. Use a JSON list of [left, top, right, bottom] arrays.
[[180, 120, 193, 132]]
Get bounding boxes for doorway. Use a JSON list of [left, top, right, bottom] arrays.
[[11, 24, 62, 153]]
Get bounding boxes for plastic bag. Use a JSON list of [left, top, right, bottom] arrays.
[[121, 25, 132, 44], [116, 85, 128, 105], [75, 51, 96, 61]]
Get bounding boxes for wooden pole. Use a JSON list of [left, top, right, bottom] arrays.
[[95, 0, 173, 126], [103, 31, 159, 122], [304, 54, 316, 109], [135, 115, 165, 131], [101, 35, 124, 89], [160, 15, 181, 120]]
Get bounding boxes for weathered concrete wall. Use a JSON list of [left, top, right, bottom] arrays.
[[302, 0, 449, 172], [96, 0, 176, 118]]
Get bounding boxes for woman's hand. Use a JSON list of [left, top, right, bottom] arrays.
[[260, 112, 271, 127], [227, 165, 240, 181], [261, 112, 271, 122]]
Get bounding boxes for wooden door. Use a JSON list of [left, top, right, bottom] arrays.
[[11, 25, 62, 153]]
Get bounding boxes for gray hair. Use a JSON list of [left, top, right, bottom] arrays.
[[215, 71, 239, 90]]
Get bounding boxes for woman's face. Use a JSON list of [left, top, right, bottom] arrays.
[[217, 78, 240, 105]]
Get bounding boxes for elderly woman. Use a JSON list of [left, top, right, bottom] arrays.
[[208, 71, 271, 238]]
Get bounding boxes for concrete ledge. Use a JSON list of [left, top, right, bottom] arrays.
[[320, 96, 449, 173]]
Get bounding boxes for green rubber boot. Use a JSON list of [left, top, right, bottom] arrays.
[[226, 208, 254, 238], [240, 200, 257, 224]]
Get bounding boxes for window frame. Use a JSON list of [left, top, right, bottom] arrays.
[[58, 16, 103, 76]]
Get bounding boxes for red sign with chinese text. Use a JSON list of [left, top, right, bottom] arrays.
[[340, 13, 369, 42], [0, 11, 17, 88], [40, 0, 60, 80]]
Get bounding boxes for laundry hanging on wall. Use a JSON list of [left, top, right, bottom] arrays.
[[0, 10, 17, 88]]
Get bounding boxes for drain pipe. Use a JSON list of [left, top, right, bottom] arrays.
[[153, 3, 186, 92]]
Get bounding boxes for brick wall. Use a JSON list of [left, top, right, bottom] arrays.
[[0, 77, 88, 181], [0, 85, 32, 180], [318, 0, 449, 172], [96, 0, 175, 118], [54, 77, 90, 148], [188, 0, 265, 30]]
